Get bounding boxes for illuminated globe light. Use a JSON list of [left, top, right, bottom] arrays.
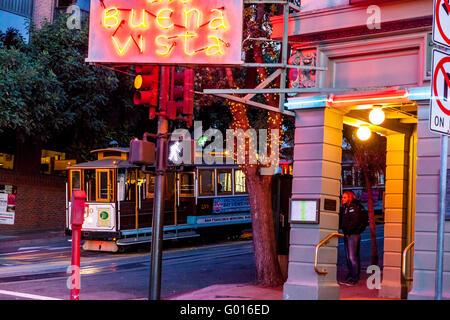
[[369, 107, 385, 125], [357, 126, 371, 141]]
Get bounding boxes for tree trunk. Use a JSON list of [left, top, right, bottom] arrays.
[[246, 166, 284, 286], [364, 173, 379, 266]]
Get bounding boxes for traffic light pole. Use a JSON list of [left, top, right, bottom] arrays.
[[149, 67, 170, 300]]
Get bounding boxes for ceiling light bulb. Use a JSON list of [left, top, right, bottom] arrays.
[[357, 126, 371, 141], [369, 107, 385, 125]]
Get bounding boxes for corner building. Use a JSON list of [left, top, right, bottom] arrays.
[[271, 0, 449, 299]]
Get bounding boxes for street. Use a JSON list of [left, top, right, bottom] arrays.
[[0, 225, 384, 300], [0, 238, 256, 300]]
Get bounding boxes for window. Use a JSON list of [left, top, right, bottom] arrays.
[[69, 170, 82, 200], [96, 169, 113, 202], [217, 169, 232, 195], [41, 149, 69, 175], [0, 153, 14, 170], [199, 169, 215, 196], [147, 174, 155, 198], [179, 173, 194, 197], [342, 166, 354, 187], [84, 170, 96, 202], [234, 169, 247, 193]]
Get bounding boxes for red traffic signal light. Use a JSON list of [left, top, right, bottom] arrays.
[[167, 68, 194, 125], [133, 66, 159, 107]]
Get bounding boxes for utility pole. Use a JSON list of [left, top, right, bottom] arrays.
[[149, 66, 170, 300]]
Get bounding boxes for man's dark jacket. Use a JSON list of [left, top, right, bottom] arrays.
[[339, 199, 369, 235]]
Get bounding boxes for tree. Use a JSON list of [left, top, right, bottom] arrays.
[[0, 16, 148, 164], [195, 4, 296, 286], [343, 125, 386, 266]]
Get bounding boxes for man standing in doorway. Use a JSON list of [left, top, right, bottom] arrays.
[[339, 191, 368, 286]]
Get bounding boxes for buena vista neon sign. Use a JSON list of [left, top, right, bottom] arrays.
[[87, 0, 243, 65]]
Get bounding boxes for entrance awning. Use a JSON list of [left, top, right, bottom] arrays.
[[285, 86, 430, 110]]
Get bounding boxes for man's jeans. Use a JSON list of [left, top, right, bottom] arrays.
[[344, 234, 361, 283]]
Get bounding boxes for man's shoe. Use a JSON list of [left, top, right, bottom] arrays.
[[342, 280, 358, 286]]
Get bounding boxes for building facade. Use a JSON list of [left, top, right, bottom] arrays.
[[272, 0, 449, 299]]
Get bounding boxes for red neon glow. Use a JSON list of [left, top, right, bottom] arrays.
[[112, 35, 133, 56], [156, 8, 174, 29], [209, 9, 227, 30], [130, 9, 149, 29], [328, 90, 409, 107], [103, 7, 119, 28]]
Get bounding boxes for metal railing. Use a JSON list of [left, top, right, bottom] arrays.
[[0, 0, 33, 18], [314, 232, 344, 275], [402, 241, 415, 282]]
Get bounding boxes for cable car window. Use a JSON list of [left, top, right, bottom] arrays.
[[199, 169, 215, 196], [147, 174, 155, 198], [217, 169, 232, 195], [96, 169, 112, 202], [179, 173, 194, 197], [118, 169, 126, 201], [69, 170, 82, 200], [84, 170, 96, 202], [71, 170, 81, 190], [234, 169, 247, 193]]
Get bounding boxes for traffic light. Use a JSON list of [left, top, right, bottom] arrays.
[[133, 66, 160, 119], [167, 67, 194, 127]]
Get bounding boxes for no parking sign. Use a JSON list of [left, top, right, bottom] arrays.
[[430, 49, 450, 135]]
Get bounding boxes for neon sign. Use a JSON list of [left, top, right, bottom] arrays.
[[87, 0, 243, 65]]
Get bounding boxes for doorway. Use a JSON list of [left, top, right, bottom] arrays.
[[338, 102, 417, 299]]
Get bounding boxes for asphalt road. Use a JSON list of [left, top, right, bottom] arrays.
[[0, 238, 256, 300], [0, 225, 385, 300]]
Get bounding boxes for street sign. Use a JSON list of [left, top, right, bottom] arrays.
[[430, 49, 450, 135], [433, 0, 450, 49], [86, 0, 243, 65]]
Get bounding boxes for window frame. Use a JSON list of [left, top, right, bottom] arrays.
[[96, 169, 112, 202], [198, 169, 215, 196], [179, 172, 195, 197], [234, 169, 247, 194], [217, 169, 233, 196], [69, 169, 83, 201]]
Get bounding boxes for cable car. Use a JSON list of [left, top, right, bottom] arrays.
[[65, 146, 251, 252]]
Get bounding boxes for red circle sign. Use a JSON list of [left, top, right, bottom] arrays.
[[436, 0, 450, 45], [434, 56, 450, 115]]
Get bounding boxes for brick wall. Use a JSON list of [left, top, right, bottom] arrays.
[[33, 0, 55, 28], [0, 168, 66, 231]]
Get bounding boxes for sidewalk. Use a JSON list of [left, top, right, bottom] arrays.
[[166, 282, 393, 300], [0, 229, 67, 248], [168, 284, 284, 300]]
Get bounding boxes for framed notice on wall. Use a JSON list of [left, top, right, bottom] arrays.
[[289, 199, 320, 224], [0, 185, 16, 225]]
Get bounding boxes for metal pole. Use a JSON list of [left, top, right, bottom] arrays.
[[279, 1, 289, 111], [149, 67, 170, 300], [436, 134, 448, 300]]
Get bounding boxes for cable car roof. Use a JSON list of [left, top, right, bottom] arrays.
[[90, 147, 129, 154], [67, 158, 138, 170]]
